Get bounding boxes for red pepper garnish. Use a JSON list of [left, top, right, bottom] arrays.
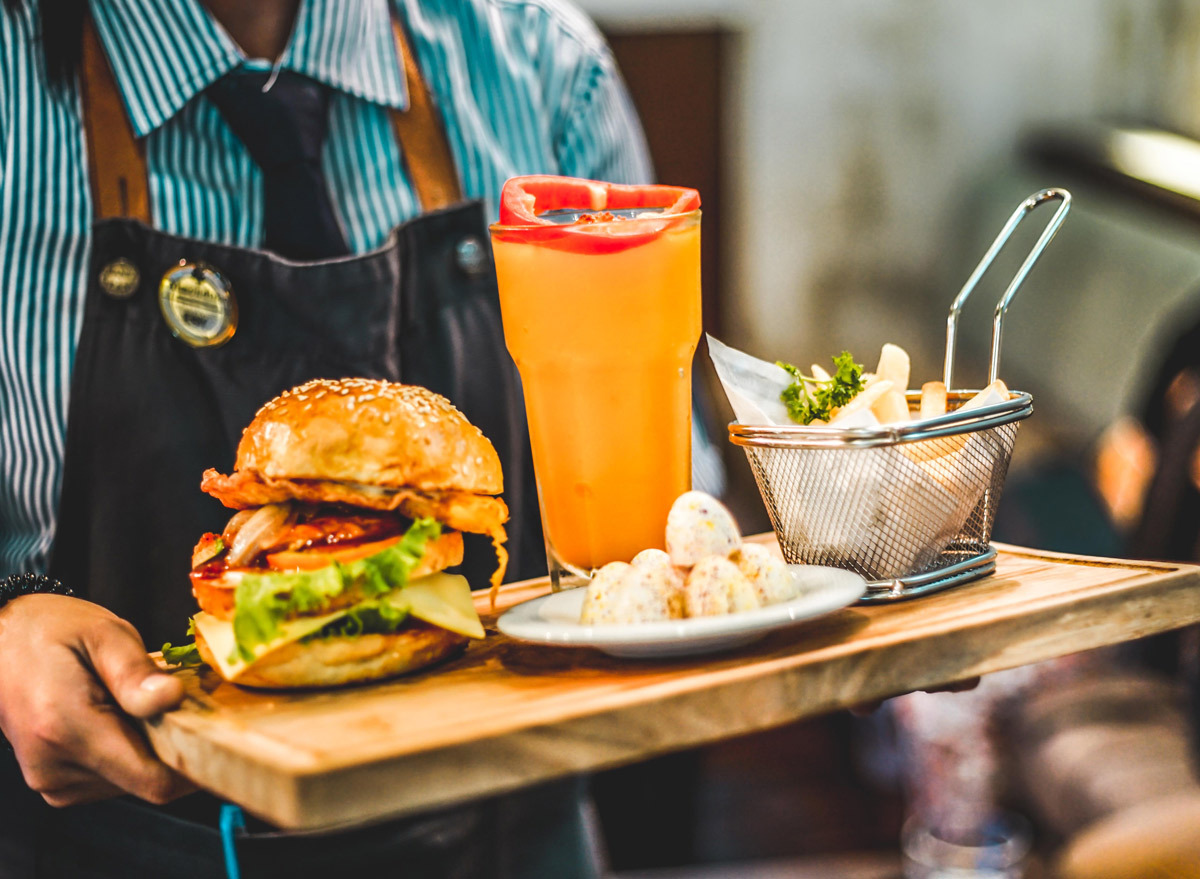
[[493, 176, 700, 254]]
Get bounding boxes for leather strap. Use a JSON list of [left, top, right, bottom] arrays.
[[81, 17, 150, 222], [81, 16, 462, 223], [388, 18, 463, 211]]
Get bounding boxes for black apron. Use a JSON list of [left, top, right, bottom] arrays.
[[3, 15, 584, 879]]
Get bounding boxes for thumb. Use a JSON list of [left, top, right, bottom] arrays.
[[85, 619, 185, 719]]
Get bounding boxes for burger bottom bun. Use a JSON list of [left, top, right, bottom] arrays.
[[195, 622, 468, 690]]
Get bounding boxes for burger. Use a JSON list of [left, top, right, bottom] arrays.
[[163, 378, 509, 688]]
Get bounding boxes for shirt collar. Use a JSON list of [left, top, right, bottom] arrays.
[[88, 0, 409, 139], [279, 0, 409, 111]]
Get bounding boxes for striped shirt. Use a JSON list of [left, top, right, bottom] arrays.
[[0, 0, 723, 576]]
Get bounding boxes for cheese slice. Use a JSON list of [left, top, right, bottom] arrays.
[[193, 606, 347, 681], [191, 572, 483, 681], [399, 573, 485, 640]]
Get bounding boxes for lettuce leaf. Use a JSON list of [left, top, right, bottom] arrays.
[[161, 641, 203, 667], [303, 597, 410, 641], [161, 619, 204, 668], [231, 517, 441, 661]]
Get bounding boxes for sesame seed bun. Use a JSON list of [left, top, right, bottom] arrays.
[[235, 378, 502, 494], [195, 621, 468, 690], [187, 379, 499, 690]]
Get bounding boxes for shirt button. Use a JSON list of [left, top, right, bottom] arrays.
[[158, 261, 238, 348], [98, 258, 140, 299], [454, 235, 489, 278]]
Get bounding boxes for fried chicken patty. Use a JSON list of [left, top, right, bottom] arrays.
[[201, 469, 508, 535]]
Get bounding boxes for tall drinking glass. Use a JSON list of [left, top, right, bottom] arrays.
[[490, 177, 702, 588]]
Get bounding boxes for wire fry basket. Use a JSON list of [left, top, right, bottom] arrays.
[[729, 188, 1071, 601]]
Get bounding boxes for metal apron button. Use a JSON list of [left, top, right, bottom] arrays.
[[98, 258, 140, 299], [158, 261, 237, 348], [454, 235, 488, 278]]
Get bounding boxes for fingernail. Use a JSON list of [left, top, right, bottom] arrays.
[[140, 675, 172, 694]]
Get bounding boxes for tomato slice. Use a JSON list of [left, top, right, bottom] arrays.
[[493, 176, 700, 254], [265, 534, 406, 571], [498, 176, 699, 225]]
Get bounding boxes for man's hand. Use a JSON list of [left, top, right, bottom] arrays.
[[0, 594, 192, 807]]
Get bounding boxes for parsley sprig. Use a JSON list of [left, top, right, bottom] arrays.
[[777, 351, 865, 424]]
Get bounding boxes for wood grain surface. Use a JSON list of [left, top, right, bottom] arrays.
[[141, 542, 1200, 831]]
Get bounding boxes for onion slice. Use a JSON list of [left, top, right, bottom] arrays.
[[226, 503, 295, 567], [221, 509, 257, 545]]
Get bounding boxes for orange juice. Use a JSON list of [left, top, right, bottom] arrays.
[[491, 177, 701, 575]]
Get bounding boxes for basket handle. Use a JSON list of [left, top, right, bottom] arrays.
[[943, 188, 1071, 389]]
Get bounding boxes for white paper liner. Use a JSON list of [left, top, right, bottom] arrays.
[[705, 334, 794, 425]]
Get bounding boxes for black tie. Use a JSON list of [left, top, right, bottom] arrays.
[[206, 69, 350, 261]]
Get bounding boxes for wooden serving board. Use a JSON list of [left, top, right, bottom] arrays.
[[142, 542, 1200, 831]]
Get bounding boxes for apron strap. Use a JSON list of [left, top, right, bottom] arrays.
[[80, 16, 463, 222], [388, 18, 464, 211], [81, 17, 151, 223]]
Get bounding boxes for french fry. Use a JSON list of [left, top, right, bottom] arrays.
[[875, 343, 910, 392], [920, 381, 947, 420], [810, 363, 831, 383], [902, 431, 965, 465], [871, 388, 911, 425], [903, 379, 1008, 465], [902, 424, 967, 465], [960, 379, 1009, 412], [831, 379, 892, 424]]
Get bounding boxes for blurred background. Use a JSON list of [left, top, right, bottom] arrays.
[[573, 1, 1200, 876]]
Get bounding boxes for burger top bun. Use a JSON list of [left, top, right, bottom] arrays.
[[236, 379, 502, 494]]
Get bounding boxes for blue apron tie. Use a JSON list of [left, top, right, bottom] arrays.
[[219, 803, 246, 879]]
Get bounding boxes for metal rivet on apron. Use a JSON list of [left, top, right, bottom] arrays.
[[158, 261, 238, 348], [98, 258, 140, 299], [454, 235, 489, 278]]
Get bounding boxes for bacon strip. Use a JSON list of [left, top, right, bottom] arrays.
[[488, 530, 508, 610]]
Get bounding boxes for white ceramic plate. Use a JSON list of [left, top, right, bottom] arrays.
[[496, 565, 867, 658]]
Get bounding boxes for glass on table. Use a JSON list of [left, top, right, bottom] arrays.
[[490, 176, 702, 588], [902, 811, 1032, 879]]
